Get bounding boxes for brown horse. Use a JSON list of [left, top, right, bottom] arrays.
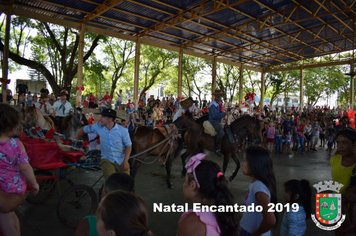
[[129, 112, 196, 188], [181, 115, 263, 181], [24, 105, 54, 130]]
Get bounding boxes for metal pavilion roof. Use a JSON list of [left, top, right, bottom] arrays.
[[1, 0, 356, 70]]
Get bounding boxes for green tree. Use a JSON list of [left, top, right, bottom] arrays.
[[103, 38, 135, 107], [138, 45, 177, 100], [0, 15, 103, 96]]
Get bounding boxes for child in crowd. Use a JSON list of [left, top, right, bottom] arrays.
[[178, 153, 239, 236], [0, 104, 39, 236], [266, 122, 275, 152], [240, 146, 277, 236], [88, 112, 95, 124], [74, 172, 135, 236], [280, 179, 312, 236], [96, 190, 153, 236], [285, 131, 292, 155]]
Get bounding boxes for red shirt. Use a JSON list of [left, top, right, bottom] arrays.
[[103, 94, 111, 103]]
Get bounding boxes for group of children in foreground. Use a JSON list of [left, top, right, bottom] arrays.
[[0, 103, 355, 236]]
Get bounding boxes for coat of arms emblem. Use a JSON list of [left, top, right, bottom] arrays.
[[311, 181, 346, 230]]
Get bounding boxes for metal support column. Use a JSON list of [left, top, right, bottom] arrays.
[[2, 10, 11, 103], [76, 24, 84, 107], [300, 67, 304, 111], [212, 56, 217, 101], [350, 59, 355, 109], [133, 37, 141, 109], [260, 72, 265, 108], [239, 64, 243, 108], [178, 47, 183, 98]]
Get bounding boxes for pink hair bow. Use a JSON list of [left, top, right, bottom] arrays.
[[185, 153, 206, 188]]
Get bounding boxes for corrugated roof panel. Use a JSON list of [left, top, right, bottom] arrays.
[[116, 1, 174, 22], [92, 17, 144, 33], [159, 0, 208, 10], [176, 21, 217, 37], [101, 9, 156, 30], [220, 37, 249, 48], [160, 27, 200, 42], [149, 32, 185, 44], [204, 40, 236, 52]]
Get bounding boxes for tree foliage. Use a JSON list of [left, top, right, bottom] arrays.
[[0, 15, 103, 96]]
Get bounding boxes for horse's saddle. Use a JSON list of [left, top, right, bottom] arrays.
[[203, 121, 217, 136], [154, 124, 177, 138], [44, 115, 55, 130]]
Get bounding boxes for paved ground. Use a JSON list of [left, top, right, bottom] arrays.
[[17, 144, 335, 236], [13, 107, 336, 236]]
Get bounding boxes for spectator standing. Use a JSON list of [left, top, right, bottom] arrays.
[[103, 91, 111, 108], [40, 84, 49, 95], [311, 120, 320, 151], [26, 92, 33, 106], [16, 81, 28, 96], [88, 93, 95, 108]]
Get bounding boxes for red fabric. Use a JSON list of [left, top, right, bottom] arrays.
[[218, 102, 224, 113], [19, 134, 84, 170]]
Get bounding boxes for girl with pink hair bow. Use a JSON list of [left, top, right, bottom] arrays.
[[178, 153, 239, 236]]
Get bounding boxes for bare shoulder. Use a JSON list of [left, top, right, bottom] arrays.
[[178, 212, 206, 236]]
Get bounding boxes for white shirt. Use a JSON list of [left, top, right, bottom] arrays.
[[34, 101, 54, 116], [53, 100, 73, 117], [173, 104, 199, 122]]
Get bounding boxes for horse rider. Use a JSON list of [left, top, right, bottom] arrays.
[[52, 91, 73, 131], [75, 108, 132, 180], [173, 97, 199, 122], [209, 89, 227, 157], [34, 93, 59, 127]]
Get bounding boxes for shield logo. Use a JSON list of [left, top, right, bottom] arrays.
[[315, 193, 342, 225]]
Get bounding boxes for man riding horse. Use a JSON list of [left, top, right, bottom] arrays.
[[173, 97, 199, 121], [34, 93, 58, 128], [209, 89, 230, 157], [52, 91, 73, 132]]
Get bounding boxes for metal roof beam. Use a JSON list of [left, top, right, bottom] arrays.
[[139, 0, 249, 37], [81, 0, 125, 23], [265, 58, 353, 72]]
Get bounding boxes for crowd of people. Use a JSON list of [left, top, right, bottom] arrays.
[[1, 85, 356, 235]]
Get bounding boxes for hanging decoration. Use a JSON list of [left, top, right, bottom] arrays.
[[244, 93, 256, 104], [347, 109, 356, 129], [75, 86, 80, 91], [81, 86, 85, 91]]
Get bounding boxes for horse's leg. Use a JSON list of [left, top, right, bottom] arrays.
[[229, 151, 241, 182], [130, 155, 144, 179], [165, 154, 173, 189]]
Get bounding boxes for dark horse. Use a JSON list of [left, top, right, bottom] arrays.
[[181, 115, 263, 181], [129, 112, 196, 188]]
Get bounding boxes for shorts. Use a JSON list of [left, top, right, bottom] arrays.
[[285, 141, 291, 145], [267, 138, 274, 143], [319, 133, 325, 139], [305, 134, 311, 141], [327, 141, 333, 147]]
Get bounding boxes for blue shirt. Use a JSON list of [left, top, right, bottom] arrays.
[[240, 180, 272, 236], [83, 123, 132, 164], [209, 101, 225, 122]]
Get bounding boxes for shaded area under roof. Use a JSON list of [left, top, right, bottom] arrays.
[[1, 0, 355, 70]]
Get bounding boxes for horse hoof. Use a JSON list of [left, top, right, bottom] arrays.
[[168, 183, 173, 189], [229, 176, 234, 182]]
